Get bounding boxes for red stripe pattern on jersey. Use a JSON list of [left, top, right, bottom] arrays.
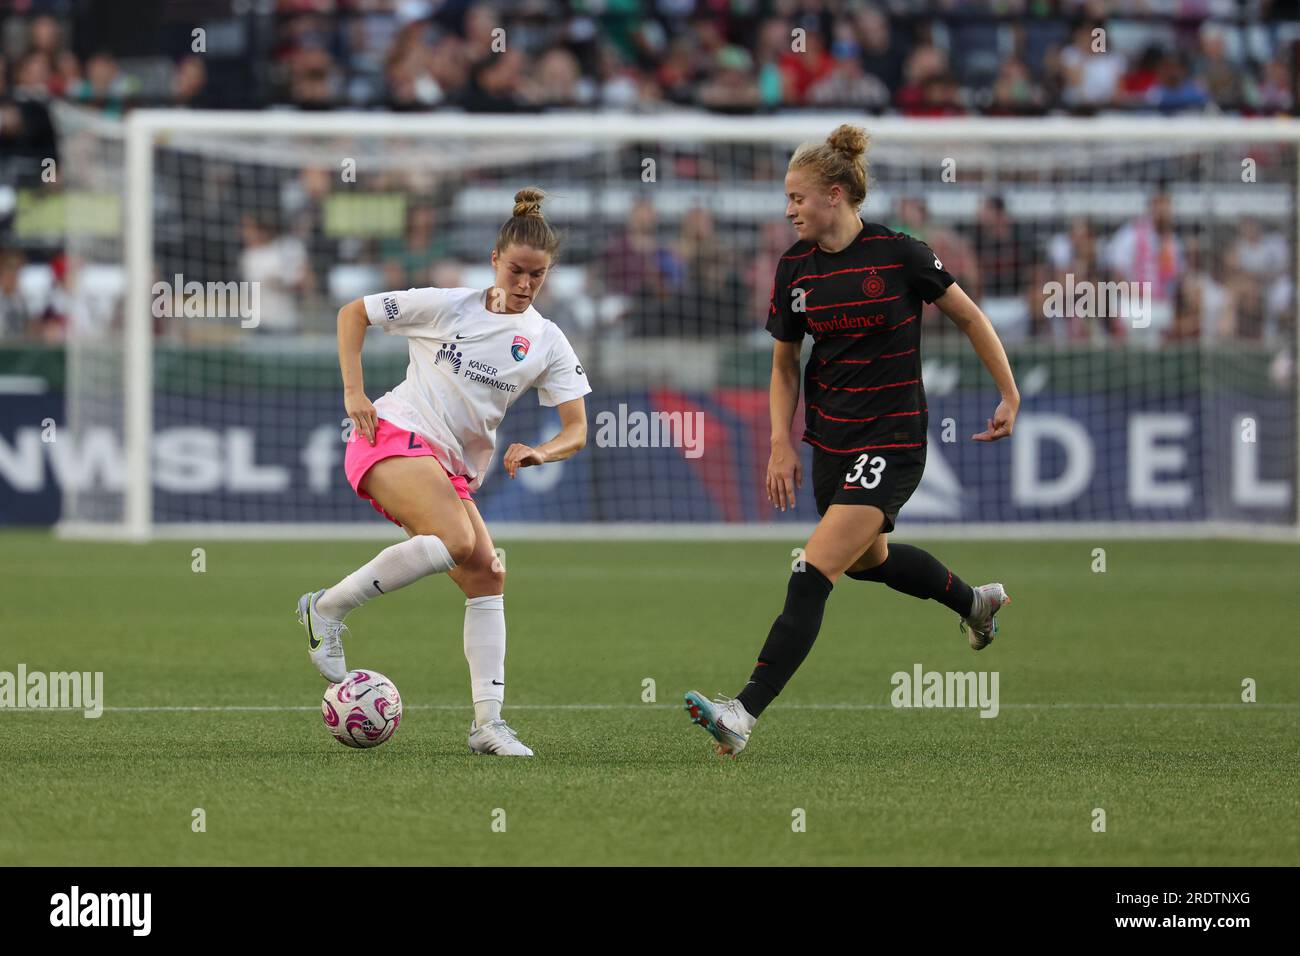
[[765, 222, 955, 451]]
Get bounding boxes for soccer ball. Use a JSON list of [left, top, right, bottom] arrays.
[[322, 670, 403, 749]]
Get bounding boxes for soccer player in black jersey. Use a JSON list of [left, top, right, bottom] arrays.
[[685, 125, 1020, 757]]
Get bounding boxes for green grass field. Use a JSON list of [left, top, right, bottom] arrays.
[[2, 530, 1298, 866]]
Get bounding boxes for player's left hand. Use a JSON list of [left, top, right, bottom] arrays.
[[503, 443, 547, 478], [972, 398, 1017, 442]]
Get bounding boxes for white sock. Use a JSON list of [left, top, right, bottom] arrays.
[[464, 594, 505, 724], [316, 535, 456, 620]]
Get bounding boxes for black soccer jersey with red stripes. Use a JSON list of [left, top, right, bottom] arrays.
[[765, 221, 955, 455]]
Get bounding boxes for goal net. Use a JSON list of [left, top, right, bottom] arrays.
[[52, 108, 1299, 539]]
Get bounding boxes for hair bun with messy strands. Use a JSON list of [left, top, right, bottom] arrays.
[[787, 124, 871, 209], [826, 124, 869, 159], [496, 185, 561, 257], [513, 186, 547, 219]]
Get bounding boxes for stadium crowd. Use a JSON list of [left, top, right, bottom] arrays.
[[1, 1, 1297, 347]]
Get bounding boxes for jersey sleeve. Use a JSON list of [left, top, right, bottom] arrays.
[[535, 329, 592, 408], [901, 236, 956, 303], [764, 257, 806, 342], [362, 287, 458, 336]]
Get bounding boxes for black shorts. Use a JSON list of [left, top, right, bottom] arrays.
[[811, 443, 926, 532]]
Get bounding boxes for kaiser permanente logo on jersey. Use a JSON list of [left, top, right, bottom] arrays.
[[434, 342, 463, 373], [0, 664, 103, 718], [436, 342, 520, 393]]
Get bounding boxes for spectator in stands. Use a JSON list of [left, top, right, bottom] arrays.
[[1146, 53, 1210, 113], [463, 3, 504, 61], [1250, 55, 1295, 113], [1031, 218, 1122, 343], [1225, 217, 1291, 342], [602, 197, 677, 301], [1171, 235, 1235, 343], [777, 25, 835, 104], [70, 52, 132, 115], [853, 6, 904, 95], [1106, 190, 1184, 314], [894, 43, 948, 113], [672, 204, 745, 336], [988, 57, 1044, 114], [752, 18, 790, 108], [1117, 43, 1164, 106], [171, 55, 209, 107], [238, 212, 311, 334], [1198, 26, 1244, 110], [458, 49, 532, 112], [531, 47, 593, 108], [808, 35, 890, 109], [656, 33, 705, 106], [1059, 22, 1126, 109], [381, 204, 450, 290], [595, 42, 642, 109], [697, 46, 761, 111], [971, 195, 1031, 298], [286, 46, 341, 109], [0, 249, 33, 340]]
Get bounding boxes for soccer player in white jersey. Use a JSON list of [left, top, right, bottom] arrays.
[[297, 187, 590, 757]]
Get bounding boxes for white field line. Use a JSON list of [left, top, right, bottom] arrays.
[[2, 702, 1295, 714]]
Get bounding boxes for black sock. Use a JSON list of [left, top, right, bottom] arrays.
[[845, 543, 974, 616], [736, 564, 834, 719]]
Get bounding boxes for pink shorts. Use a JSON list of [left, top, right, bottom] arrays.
[[344, 418, 472, 527]]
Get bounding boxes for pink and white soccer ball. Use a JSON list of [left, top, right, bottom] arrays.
[[321, 670, 402, 748]]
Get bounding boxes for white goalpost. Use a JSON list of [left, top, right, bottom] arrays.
[[52, 108, 1300, 540]]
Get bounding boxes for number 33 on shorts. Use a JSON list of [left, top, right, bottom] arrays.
[[844, 453, 886, 489]]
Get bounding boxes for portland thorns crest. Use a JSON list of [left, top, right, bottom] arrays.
[[862, 273, 886, 298]]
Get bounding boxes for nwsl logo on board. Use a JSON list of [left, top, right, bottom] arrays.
[[511, 335, 530, 362]]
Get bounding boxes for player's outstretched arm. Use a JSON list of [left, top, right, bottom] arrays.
[[935, 283, 1019, 442], [337, 297, 377, 446], [503, 397, 587, 478]]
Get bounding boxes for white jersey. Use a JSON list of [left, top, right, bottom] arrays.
[[362, 286, 591, 490]]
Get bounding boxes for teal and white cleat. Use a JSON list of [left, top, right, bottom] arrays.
[[684, 691, 754, 757], [960, 583, 1010, 651], [297, 589, 349, 682], [468, 719, 534, 756]]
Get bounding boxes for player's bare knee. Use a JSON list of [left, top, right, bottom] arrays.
[[405, 520, 474, 564], [441, 528, 476, 566]]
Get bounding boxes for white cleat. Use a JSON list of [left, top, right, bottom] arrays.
[[960, 583, 1011, 651], [684, 691, 754, 757], [468, 719, 534, 756], [297, 589, 349, 682]]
